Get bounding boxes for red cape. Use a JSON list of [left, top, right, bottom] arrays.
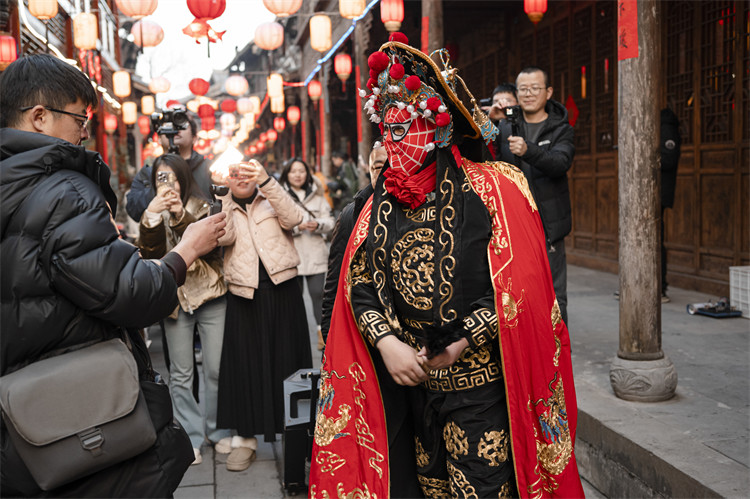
[[309, 159, 584, 498]]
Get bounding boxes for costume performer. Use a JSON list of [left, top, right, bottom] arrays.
[[309, 34, 584, 499]]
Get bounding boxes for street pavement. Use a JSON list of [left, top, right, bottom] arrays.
[[150, 264, 748, 498]]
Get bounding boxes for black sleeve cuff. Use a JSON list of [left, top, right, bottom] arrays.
[[161, 251, 187, 287]]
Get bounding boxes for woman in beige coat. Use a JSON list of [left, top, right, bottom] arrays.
[[215, 160, 312, 472], [279, 158, 335, 350]]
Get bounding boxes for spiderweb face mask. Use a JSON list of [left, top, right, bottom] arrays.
[[383, 107, 435, 176]]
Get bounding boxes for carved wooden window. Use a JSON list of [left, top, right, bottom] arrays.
[[700, 1, 736, 143], [572, 6, 592, 154], [595, 0, 615, 152], [665, 1, 695, 145]]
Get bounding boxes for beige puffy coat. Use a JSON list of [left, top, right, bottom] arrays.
[[286, 179, 335, 276], [218, 177, 306, 299]]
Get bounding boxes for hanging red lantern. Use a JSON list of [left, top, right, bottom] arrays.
[[249, 145, 258, 155], [273, 117, 286, 132], [138, 115, 151, 135], [266, 129, 278, 143], [0, 34, 18, 70], [225, 75, 249, 96], [524, 0, 547, 24], [131, 20, 164, 48], [187, 0, 226, 20], [308, 80, 322, 103], [103, 113, 119, 134], [380, 0, 404, 32], [262, 0, 302, 17], [115, 0, 157, 19], [73, 12, 98, 50], [334, 53, 352, 85], [165, 99, 181, 109], [259, 132, 267, 143], [198, 103, 215, 118], [201, 115, 216, 130], [286, 106, 300, 126], [254, 22, 284, 51], [29, 0, 59, 20], [148, 76, 170, 94], [256, 142, 266, 153], [189, 77, 210, 96], [220, 98, 237, 113]]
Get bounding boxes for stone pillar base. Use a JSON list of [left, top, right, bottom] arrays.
[[609, 355, 677, 402]]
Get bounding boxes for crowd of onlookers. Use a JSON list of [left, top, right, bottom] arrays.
[[121, 115, 382, 471]]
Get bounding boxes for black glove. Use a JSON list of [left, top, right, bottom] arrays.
[[411, 319, 465, 359]]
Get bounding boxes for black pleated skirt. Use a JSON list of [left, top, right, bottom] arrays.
[[217, 279, 312, 442]]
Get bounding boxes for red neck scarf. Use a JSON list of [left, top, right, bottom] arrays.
[[383, 161, 436, 210]]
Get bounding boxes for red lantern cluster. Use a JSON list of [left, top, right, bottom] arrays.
[[198, 104, 215, 118], [308, 80, 322, 102], [189, 78, 210, 96]]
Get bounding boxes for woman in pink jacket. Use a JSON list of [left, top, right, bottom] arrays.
[[215, 160, 312, 472]]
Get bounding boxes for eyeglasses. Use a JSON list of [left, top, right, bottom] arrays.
[[516, 86, 546, 96], [20, 106, 89, 130], [383, 118, 414, 143]]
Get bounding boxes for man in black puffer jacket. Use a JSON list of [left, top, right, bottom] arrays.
[[0, 54, 227, 497], [497, 67, 575, 324]]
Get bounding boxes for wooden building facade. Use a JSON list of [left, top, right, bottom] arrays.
[[386, 0, 748, 296]]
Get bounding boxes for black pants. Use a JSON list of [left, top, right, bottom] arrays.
[[411, 382, 515, 498]]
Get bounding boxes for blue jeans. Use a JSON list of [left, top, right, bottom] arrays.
[[164, 296, 230, 448]]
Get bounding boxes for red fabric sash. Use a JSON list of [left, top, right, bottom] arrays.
[[309, 159, 584, 498]]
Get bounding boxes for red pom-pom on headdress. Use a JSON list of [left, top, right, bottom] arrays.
[[426, 97, 442, 112], [368, 51, 390, 73], [404, 75, 421, 91], [389, 63, 405, 80], [389, 32, 409, 45], [435, 112, 451, 127], [367, 78, 377, 89], [369, 68, 380, 79]]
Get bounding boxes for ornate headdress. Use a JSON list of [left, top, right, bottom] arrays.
[[360, 33, 498, 151]]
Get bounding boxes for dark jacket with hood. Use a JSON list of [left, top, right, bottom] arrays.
[[498, 99, 575, 244], [126, 150, 209, 222], [0, 128, 192, 497]]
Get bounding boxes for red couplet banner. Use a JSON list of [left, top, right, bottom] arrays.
[[618, 0, 639, 61]]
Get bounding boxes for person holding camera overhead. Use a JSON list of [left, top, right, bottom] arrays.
[[279, 158, 335, 351], [215, 160, 312, 472], [126, 110, 210, 223], [497, 67, 575, 324], [138, 154, 230, 466]]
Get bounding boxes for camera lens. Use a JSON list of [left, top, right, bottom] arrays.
[[172, 110, 189, 130]]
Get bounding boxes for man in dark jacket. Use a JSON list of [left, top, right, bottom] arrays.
[[0, 54, 226, 497], [126, 115, 210, 222], [498, 67, 575, 324]]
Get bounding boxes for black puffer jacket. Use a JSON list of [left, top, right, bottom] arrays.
[[498, 100, 575, 244], [0, 129, 191, 497]]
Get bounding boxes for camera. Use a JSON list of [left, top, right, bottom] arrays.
[[150, 107, 190, 154], [479, 97, 492, 108], [209, 184, 229, 216], [504, 104, 522, 136]]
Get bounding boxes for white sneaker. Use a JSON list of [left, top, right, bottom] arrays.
[[191, 447, 202, 465], [231, 435, 258, 451], [214, 437, 233, 454]]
